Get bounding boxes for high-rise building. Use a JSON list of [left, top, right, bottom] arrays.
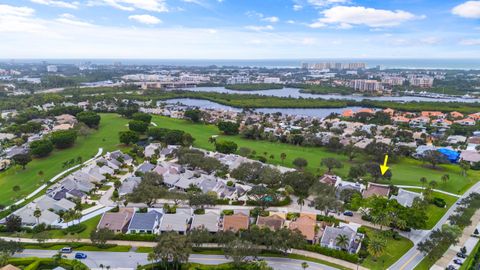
[[409, 76, 434, 88], [350, 79, 382, 92]]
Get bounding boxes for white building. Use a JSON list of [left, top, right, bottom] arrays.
[[47, 65, 58, 73], [263, 77, 281, 84]]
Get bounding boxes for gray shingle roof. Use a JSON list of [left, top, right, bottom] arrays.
[[128, 211, 163, 231]]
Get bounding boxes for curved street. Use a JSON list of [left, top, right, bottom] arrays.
[[16, 249, 340, 270]]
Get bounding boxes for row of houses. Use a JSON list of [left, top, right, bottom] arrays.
[[97, 207, 364, 254], [320, 174, 422, 208]]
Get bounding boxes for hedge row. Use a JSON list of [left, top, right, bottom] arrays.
[[304, 244, 359, 263]]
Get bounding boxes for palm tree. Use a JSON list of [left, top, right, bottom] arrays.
[[280, 153, 286, 164], [52, 252, 62, 265], [429, 180, 438, 189], [208, 136, 217, 145], [301, 262, 309, 269], [297, 196, 305, 212], [367, 236, 387, 261], [147, 252, 156, 270], [441, 174, 450, 185], [34, 208, 42, 224], [335, 234, 350, 250], [419, 177, 427, 188]]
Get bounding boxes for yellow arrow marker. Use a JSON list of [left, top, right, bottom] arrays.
[[380, 155, 389, 175]]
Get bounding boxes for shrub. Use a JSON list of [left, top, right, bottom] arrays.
[[113, 234, 157, 242], [222, 210, 234, 216], [194, 208, 205, 215], [50, 130, 77, 149], [286, 212, 300, 220], [316, 215, 340, 226], [432, 197, 447, 208], [304, 244, 359, 263], [64, 223, 87, 235]]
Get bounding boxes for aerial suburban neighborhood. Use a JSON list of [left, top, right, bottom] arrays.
[[1, 0, 480, 269]]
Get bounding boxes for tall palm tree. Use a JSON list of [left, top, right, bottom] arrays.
[[419, 177, 427, 188], [367, 236, 387, 261], [33, 208, 42, 224], [335, 234, 350, 251], [147, 252, 156, 270], [280, 153, 287, 164], [297, 196, 305, 212], [441, 174, 450, 185]]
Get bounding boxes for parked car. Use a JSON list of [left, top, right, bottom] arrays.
[[446, 265, 457, 270], [456, 252, 467, 258], [453, 259, 463, 265], [343, 211, 354, 217], [75, 253, 87, 259], [60, 247, 72, 254]]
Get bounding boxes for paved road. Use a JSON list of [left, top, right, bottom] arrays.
[[16, 249, 340, 270], [389, 182, 480, 270]]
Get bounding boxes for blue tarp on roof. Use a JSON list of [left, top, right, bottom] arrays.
[[437, 148, 460, 163]]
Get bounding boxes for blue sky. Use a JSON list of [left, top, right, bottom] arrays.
[[0, 0, 479, 59]]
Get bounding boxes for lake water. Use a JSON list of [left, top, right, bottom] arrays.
[[160, 98, 365, 118], [184, 87, 480, 103]]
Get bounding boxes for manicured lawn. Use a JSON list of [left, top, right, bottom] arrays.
[[361, 228, 414, 270], [152, 115, 479, 194], [0, 203, 102, 239], [404, 188, 459, 229], [0, 114, 129, 206]]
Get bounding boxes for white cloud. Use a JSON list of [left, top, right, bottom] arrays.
[[262, 16, 279, 23], [245, 25, 274, 31], [246, 11, 279, 23], [420, 36, 441, 45], [0, 4, 35, 17], [293, 4, 303, 11], [301, 37, 316, 45], [310, 6, 423, 28], [56, 13, 94, 26], [452, 1, 480, 19], [0, 4, 47, 34], [128, 14, 162, 24], [460, 39, 480, 45], [30, 0, 79, 9], [87, 0, 168, 12], [307, 0, 349, 7]]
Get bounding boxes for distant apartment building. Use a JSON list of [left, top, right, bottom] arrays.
[[226, 76, 250, 84], [263, 77, 281, 84], [409, 76, 434, 88], [350, 79, 382, 92], [302, 62, 366, 70], [381, 76, 405, 86], [47, 65, 58, 73]]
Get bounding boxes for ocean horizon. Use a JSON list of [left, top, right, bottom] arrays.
[[1, 58, 479, 70]]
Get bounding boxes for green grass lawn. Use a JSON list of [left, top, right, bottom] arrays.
[[361, 228, 414, 270], [0, 114, 129, 206], [404, 188, 458, 229], [22, 243, 131, 252], [0, 201, 102, 239], [151, 115, 479, 194]]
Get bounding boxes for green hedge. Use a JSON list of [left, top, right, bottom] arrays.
[[304, 244, 359, 263], [113, 233, 158, 242]]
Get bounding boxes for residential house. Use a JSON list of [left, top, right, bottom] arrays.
[[319, 174, 340, 186], [256, 214, 285, 231], [97, 208, 135, 234], [127, 210, 163, 234], [119, 176, 142, 196], [15, 206, 59, 226], [191, 211, 220, 232], [223, 213, 250, 232], [159, 208, 192, 234], [390, 189, 423, 207], [362, 183, 390, 198], [460, 151, 480, 164], [137, 162, 156, 174], [320, 225, 364, 254], [289, 215, 317, 243]]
